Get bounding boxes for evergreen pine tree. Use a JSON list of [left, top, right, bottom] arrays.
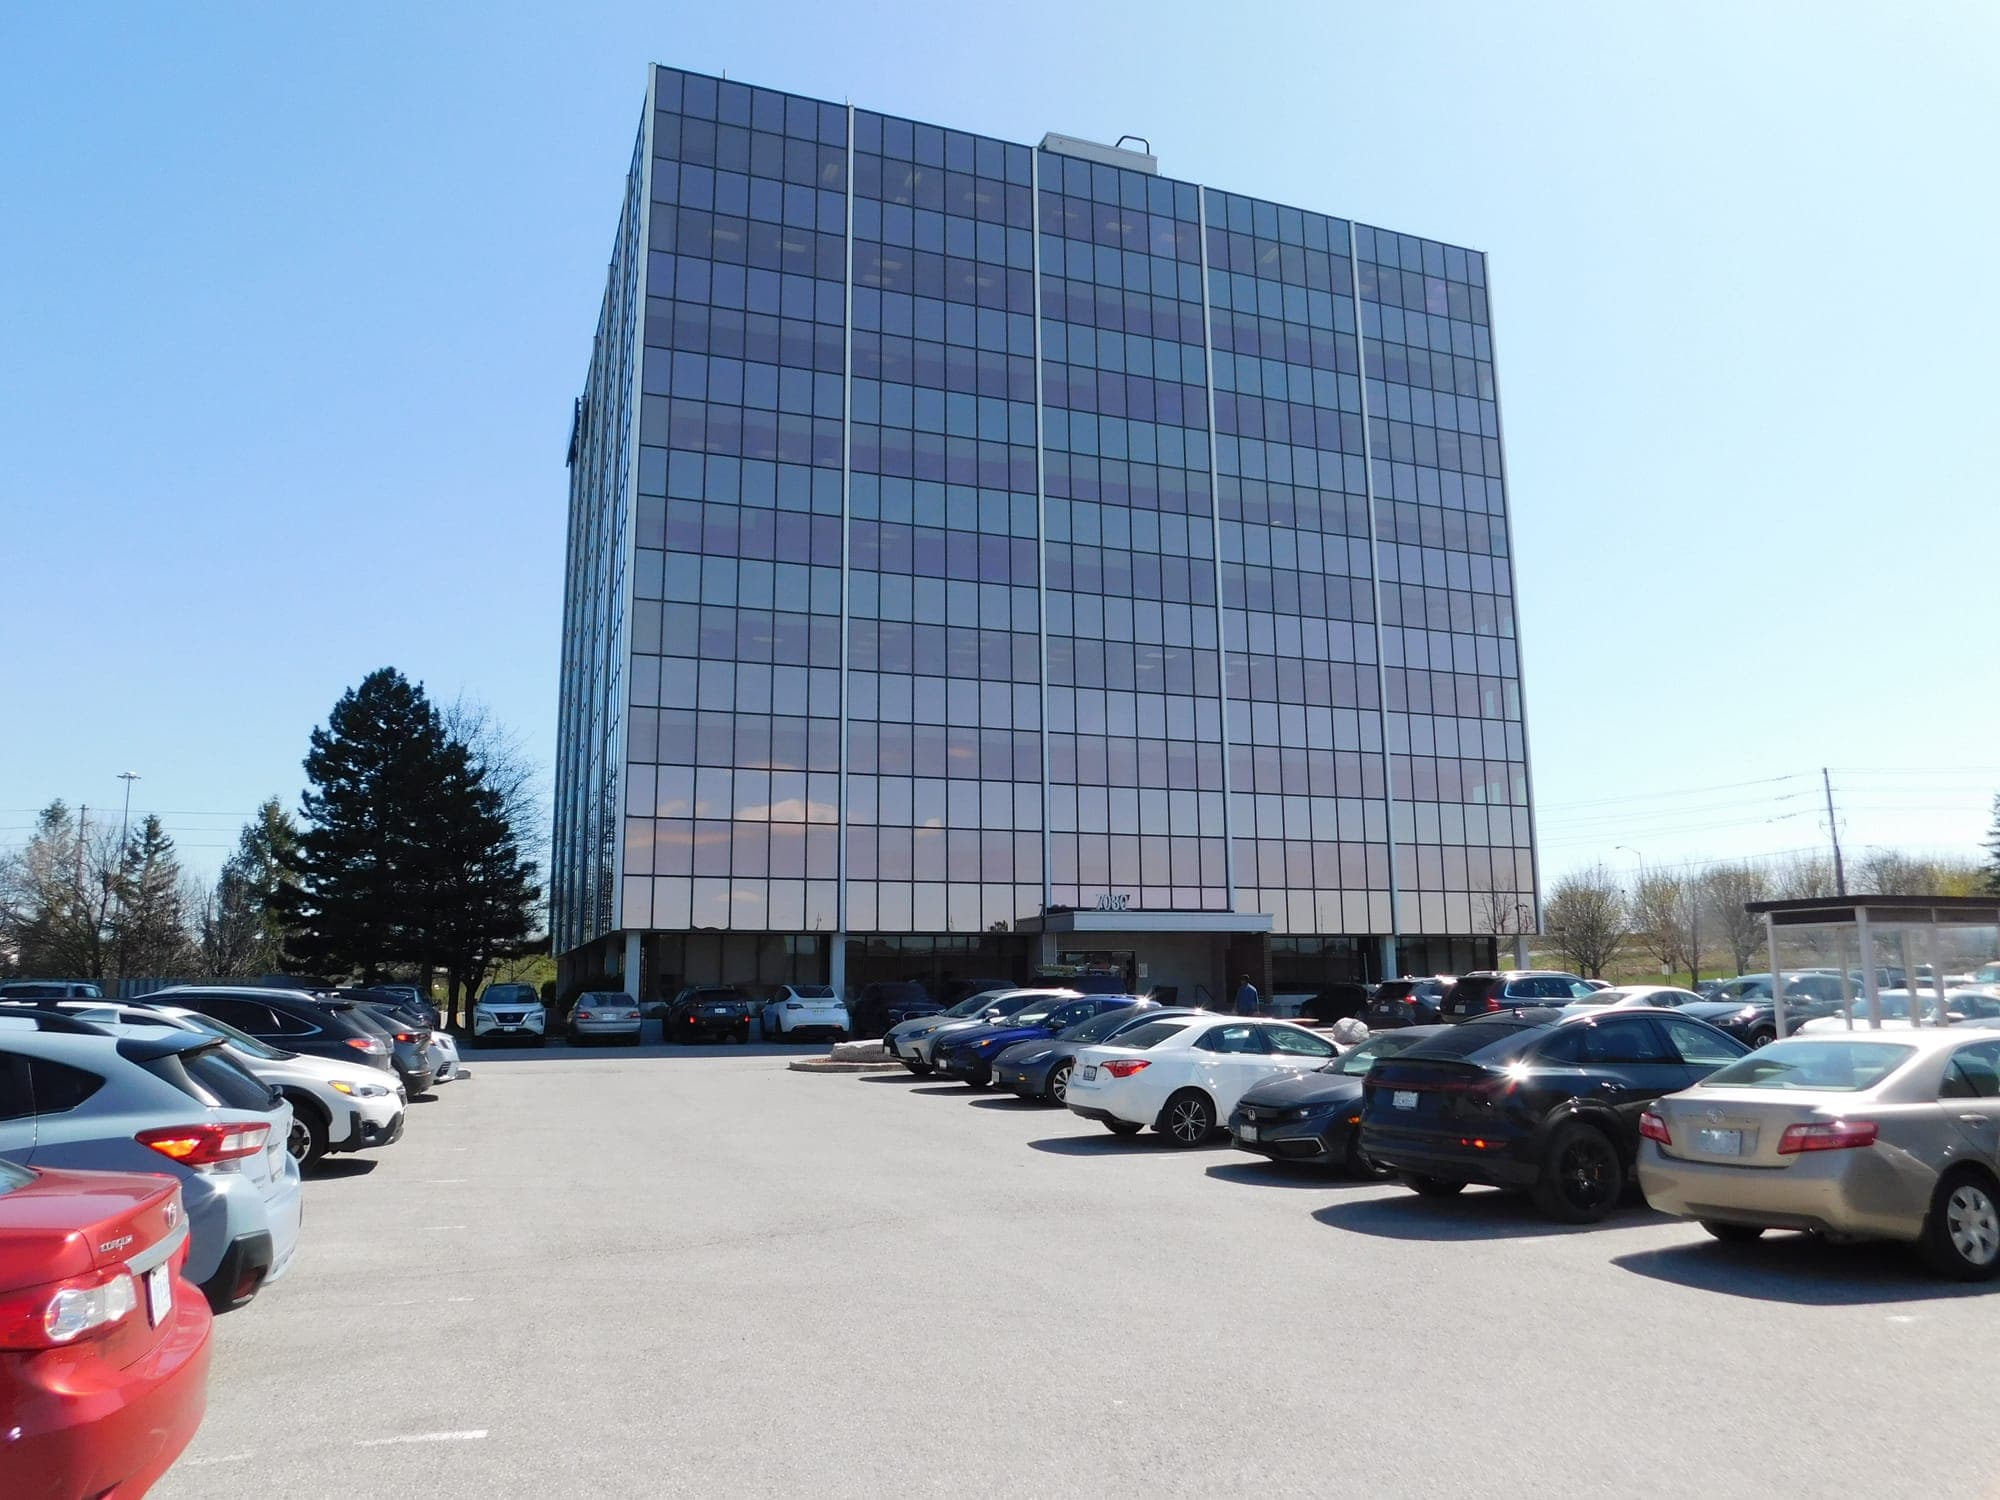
[[202, 797, 300, 977], [111, 814, 193, 980]]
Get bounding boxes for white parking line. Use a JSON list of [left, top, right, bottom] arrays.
[[419, 1177, 469, 1184], [355, 1430, 488, 1448], [412, 1224, 468, 1231]]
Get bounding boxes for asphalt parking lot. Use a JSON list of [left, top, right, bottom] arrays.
[[158, 1037, 2000, 1500]]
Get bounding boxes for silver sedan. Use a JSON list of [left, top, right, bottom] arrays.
[[1638, 1029, 2000, 1278]]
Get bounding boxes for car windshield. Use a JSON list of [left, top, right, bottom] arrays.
[[172, 1010, 296, 1062], [1102, 1020, 1190, 1050], [1061, 1007, 1145, 1042], [1008, 1007, 1064, 1028], [1404, 1019, 1543, 1061], [1701, 1040, 1917, 1092], [1325, 1032, 1428, 1075], [483, 986, 538, 1005], [980, 995, 1040, 1018], [1567, 988, 1630, 1006], [942, 993, 999, 1017]]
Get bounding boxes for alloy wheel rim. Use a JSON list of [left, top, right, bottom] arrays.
[[1050, 1065, 1069, 1102], [1561, 1139, 1614, 1208], [1946, 1186, 2000, 1265], [1170, 1101, 1206, 1142], [287, 1118, 309, 1162]]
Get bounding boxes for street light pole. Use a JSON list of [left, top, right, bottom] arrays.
[[1615, 845, 1645, 886], [115, 771, 141, 857]]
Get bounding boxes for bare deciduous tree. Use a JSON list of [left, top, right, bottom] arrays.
[[0, 802, 122, 982], [1542, 866, 1627, 979], [1699, 864, 1772, 976], [1632, 871, 1702, 987]]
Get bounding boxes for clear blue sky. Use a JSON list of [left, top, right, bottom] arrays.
[[4, 1, 1996, 888]]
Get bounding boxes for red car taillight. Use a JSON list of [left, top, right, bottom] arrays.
[[0, 1267, 139, 1349], [1777, 1120, 1878, 1154], [136, 1121, 272, 1166], [577, 1011, 595, 1021], [1104, 1059, 1150, 1078], [1638, 1110, 1671, 1146]]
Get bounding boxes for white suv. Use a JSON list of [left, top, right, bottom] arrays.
[[760, 984, 850, 1041], [474, 983, 548, 1046]]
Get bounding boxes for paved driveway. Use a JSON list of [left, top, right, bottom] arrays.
[[157, 1042, 2000, 1499]]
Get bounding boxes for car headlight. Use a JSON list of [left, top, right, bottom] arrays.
[[331, 1079, 392, 1098]]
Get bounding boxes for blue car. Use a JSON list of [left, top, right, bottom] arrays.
[[992, 1004, 1206, 1104], [932, 994, 1147, 1089]]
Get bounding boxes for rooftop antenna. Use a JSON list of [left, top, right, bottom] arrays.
[[1115, 134, 1151, 155]]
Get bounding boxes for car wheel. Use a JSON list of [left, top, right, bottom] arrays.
[[1921, 1168, 2000, 1280], [1534, 1121, 1624, 1223], [904, 1059, 932, 1076], [286, 1101, 328, 1167], [1158, 1090, 1216, 1148], [965, 1062, 992, 1091], [1105, 1120, 1143, 1136], [1700, 1220, 1766, 1244], [1749, 1027, 1776, 1049], [1404, 1174, 1466, 1198], [736, 1027, 750, 1044], [1047, 1061, 1073, 1104]]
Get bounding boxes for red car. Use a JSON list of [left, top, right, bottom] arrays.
[[0, 1159, 212, 1498]]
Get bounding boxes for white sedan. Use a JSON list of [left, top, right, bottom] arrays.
[[1064, 1015, 1346, 1147]]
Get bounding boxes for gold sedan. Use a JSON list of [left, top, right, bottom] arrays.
[[1637, 1029, 2000, 1279]]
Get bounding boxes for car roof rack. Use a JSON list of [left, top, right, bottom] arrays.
[[0, 1007, 114, 1035]]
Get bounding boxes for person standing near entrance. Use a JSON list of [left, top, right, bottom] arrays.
[[1234, 974, 1260, 1016]]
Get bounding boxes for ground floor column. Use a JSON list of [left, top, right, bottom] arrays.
[[622, 930, 642, 1000]]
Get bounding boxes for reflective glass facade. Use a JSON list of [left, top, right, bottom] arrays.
[[554, 64, 1536, 982]]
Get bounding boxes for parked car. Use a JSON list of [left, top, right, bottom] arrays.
[[568, 992, 644, 1046], [329, 1000, 435, 1095], [935, 977, 1013, 1007], [932, 995, 1146, 1089], [0, 1010, 305, 1309], [1231, 1026, 1449, 1174], [992, 1002, 1184, 1103], [759, 984, 849, 1042], [473, 983, 548, 1047], [1362, 977, 1450, 1028], [850, 981, 941, 1039], [1440, 971, 1595, 1019], [1064, 1015, 1347, 1147], [340, 986, 458, 1079], [883, 990, 1071, 1073], [15, 1001, 406, 1168], [1795, 989, 2000, 1034], [0, 1159, 212, 1498], [1564, 984, 1707, 1011], [0, 980, 105, 1001], [667, 986, 755, 1044], [1359, 1007, 1748, 1222], [1638, 1031, 2000, 1278], [132, 986, 397, 1076], [1708, 973, 1851, 1008]]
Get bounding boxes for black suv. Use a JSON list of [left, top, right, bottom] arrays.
[[851, 981, 940, 1038], [1363, 977, 1451, 1028], [1359, 1007, 1747, 1222], [1441, 970, 1595, 1020], [135, 986, 399, 1075], [667, 986, 755, 1044]]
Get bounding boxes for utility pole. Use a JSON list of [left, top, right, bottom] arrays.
[[75, 804, 88, 889], [1823, 767, 1846, 896]]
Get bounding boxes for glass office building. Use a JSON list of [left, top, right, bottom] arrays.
[[554, 64, 1537, 1006]]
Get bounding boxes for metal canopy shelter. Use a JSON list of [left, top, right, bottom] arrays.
[[1745, 895, 2000, 1036]]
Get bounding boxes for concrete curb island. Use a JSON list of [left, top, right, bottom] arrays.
[[788, 1039, 902, 1073]]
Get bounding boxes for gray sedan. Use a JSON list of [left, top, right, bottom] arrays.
[[568, 992, 645, 1045]]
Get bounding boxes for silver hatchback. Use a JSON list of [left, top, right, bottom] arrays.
[[0, 1010, 305, 1309]]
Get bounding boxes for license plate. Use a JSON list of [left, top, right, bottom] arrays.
[[1081, 1065, 1098, 1082], [1393, 1090, 1419, 1110], [1239, 1124, 1259, 1142], [1696, 1128, 1745, 1156], [146, 1263, 173, 1326]]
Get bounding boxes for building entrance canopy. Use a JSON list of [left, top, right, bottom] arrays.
[[1747, 895, 2000, 1035]]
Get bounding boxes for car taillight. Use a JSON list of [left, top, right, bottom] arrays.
[[622, 1011, 640, 1020], [1483, 996, 1501, 1011], [345, 1036, 387, 1055], [577, 1011, 595, 1021], [1638, 1110, 1671, 1146], [786, 1002, 803, 1010], [136, 1121, 272, 1165], [1104, 1059, 1150, 1078], [0, 1267, 139, 1349], [1777, 1120, 1878, 1154], [394, 1031, 419, 1043]]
